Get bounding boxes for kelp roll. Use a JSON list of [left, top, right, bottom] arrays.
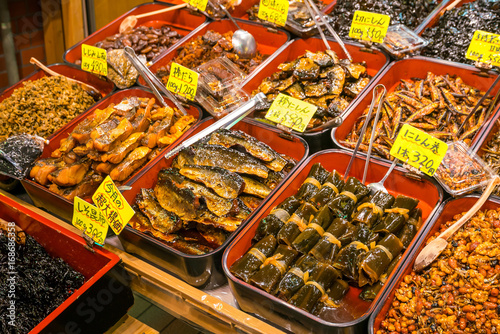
[[289, 263, 339, 312], [253, 196, 301, 242], [351, 222, 378, 246], [230, 235, 277, 282], [295, 163, 330, 201], [276, 254, 318, 301], [292, 205, 333, 254], [359, 253, 402, 301], [358, 234, 404, 287], [308, 218, 349, 264], [309, 170, 345, 209], [277, 202, 318, 246], [312, 279, 351, 314], [398, 208, 422, 248], [250, 244, 298, 293], [327, 177, 369, 219], [332, 241, 369, 282], [372, 195, 419, 234], [351, 190, 395, 227]]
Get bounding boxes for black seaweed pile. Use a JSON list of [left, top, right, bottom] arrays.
[[421, 0, 500, 65], [0, 233, 85, 333], [327, 0, 439, 40], [0, 134, 45, 179]]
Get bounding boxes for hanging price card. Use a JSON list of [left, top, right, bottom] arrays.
[[349, 11, 390, 44], [465, 30, 500, 67], [183, 0, 208, 11], [390, 124, 448, 176], [72, 197, 108, 245], [166, 62, 199, 101], [265, 93, 317, 133], [258, 0, 289, 27], [92, 176, 134, 235], [81, 44, 107, 76]]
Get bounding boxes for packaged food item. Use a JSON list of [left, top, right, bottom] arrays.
[[381, 24, 429, 59]]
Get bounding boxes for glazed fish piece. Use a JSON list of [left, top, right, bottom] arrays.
[[208, 129, 275, 162], [305, 50, 334, 67], [30, 158, 64, 186], [179, 164, 244, 199], [286, 82, 306, 100], [344, 77, 370, 97], [194, 210, 244, 232], [93, 117, 134, 152], [102, 132, 144, 164], [240, 176, 272, 198], [109, 146, 151, 182], [341, 60, 366, 79], [293, 57, 320, 80], [136, 188, 182, 235], [48, 158, 92, 187], [196, 224, 228, 248], [239, 195, 263, 210], [304, 80, 329, 97], [71, 105, 115, 144]]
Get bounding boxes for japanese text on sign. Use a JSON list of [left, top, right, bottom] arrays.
[[258, 0, 289, 27], [92, 176, 134, 235], [265, 93, 317, 133], [390, 124, 448, 176], [166, 62, 199, 101], [465, 30, 500, 67], [349, 11, 390, 44], [81, 44, 107, 76], [182, 0, 208, 12], [72, 197, 109, 245]]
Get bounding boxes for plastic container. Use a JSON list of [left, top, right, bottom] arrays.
[[332, 57, 500, 164], [21, 87, 202, 222], [434, 141, 494, 197], [369, 194, 498, 334], [223, 149, 443, 334], [380, 24, 429, 59], [118, 118, 309, 289], [63, 2, 207, 65], [241, 36, 390, 153], [0, 191, 134, 333]]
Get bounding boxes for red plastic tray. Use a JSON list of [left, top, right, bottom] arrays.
[[332, 56, 500, 162], [21, 87, 202, 222], [118, 117, 309, 288], [63, 2, 207, 64], [0, 192, 133, 333], [369, 194, 499, 333], [223, 149, 443, 334]]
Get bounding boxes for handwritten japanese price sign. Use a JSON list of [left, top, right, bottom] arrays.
[[182, 0, 208, 11], [72, 197, 108, 245], [349, 11, 390, 44], [465, 30, 500, 67], [390, 124, 448, 176], [166, 62, 199, 101], [258, 0, 289, 27], [92, 176, 134, 235], [265, 93, 317, 132], [81, 44, 107, 76]]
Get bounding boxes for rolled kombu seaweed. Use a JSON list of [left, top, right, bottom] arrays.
[[277, 202, 318, 246], [230, 234, 277, 282], [292, 205, 333, 254], [372, 195, 419, 234], [309, 170, 345, 209], [327, 177, 369, 219], [359, 253, 403, 301], [253, 196, 301, 242], [333, 241, 369, 282], [276, 254, 318, 301], [351, 190, 395, 227], [295, 163, 330, 201], [308, 218, 349, 264]]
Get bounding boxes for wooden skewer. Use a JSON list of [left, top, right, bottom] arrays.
[[442, 0, 461, 14], [119, 3, 188, 33]]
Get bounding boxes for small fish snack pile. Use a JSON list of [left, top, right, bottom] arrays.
[[253, 50, 370, 130], [132, 129, 297, 255], [0, 76, 96, 140], [0, 224, 85, 333], [29, 97, 195, 201], [202, 0, 240, 18], [230, 163, 422, 319], [421, 0, 500, 65], [377, 207, 500, 334], [327, 0, 438, 40], [482, 128, 500, 196], [342, 72, 495, 160], [156, 30, 267, 84]]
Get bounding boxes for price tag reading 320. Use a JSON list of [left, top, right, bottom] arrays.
[[390, 124, 448, 176], [166, 62, 199, 101], [183, 0, 208, 12], [72, 197, 108, 245], [258, 0, 289, 27], [265, 93, 317, 133], [81, 44, 107, 76], [349, 11, 390, 44], [465, 30, 500, 67]]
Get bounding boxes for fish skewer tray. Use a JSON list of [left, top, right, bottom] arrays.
[[119, 118, 309, 289]]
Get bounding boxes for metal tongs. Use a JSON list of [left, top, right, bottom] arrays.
[[123, 46, 188, 116], [164, 93, 267, 159]]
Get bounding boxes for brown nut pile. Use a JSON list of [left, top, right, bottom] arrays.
[[377, 207, 500, 334], [0, 76, 96, 140]]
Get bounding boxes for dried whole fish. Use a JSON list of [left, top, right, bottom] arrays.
[[253, 50, 370, 130], [0, 76, 96, 140], [342, 72, 494, 160]]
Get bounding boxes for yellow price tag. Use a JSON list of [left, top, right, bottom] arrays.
[[465, 30, 500, 67], [183, 0, 208, 12], [92, 176, 135, 235], [72, 197, 108, 245], [166, 62, 199, 101], [349, 11, 390, 44], [258, 0, 289, 27], [81, 44, 107, 76], [390, 124, 448, 176], [265, 93, 317, 133]]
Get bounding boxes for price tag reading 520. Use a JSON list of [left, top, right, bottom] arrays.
[[258, 0, 289, 27], [349, 11, 390, 44], [166, 62, 199, 101], [265, 93, 317, 133], [390, 124, 448, 176]]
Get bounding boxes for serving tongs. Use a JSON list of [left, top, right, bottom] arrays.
[[164, 92, 267, 159], [123, 46, 187, 116]]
